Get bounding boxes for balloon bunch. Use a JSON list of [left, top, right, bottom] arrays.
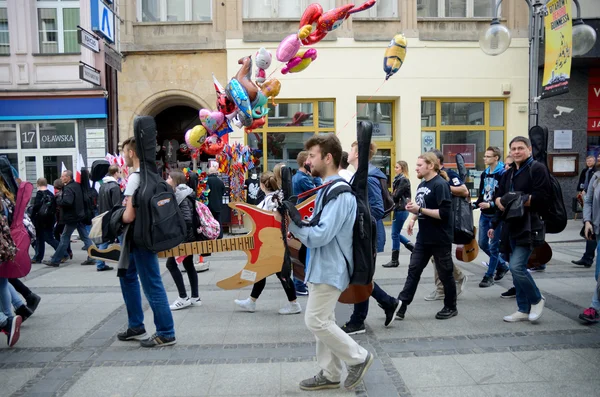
[[105, 153, 129, 191]]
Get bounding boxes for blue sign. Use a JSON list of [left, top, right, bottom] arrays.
[[91, 0, 115, 43]]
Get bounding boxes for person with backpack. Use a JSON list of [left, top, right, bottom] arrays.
[[165, 171, 201, 311], [491, 136, 551, 323], [51, 179, 73, 262], [383, 160, 414, 268], [234, 172, 301, 315], [43, 170, 95, 267], [475, 146, 510, 287], [31, 178, 60, 264], [94, 166, 123, 272], [118, 135, 176, 347], [277, 133, 373, 391]]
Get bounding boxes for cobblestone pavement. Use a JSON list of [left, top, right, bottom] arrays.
[[1, 229, 599, 397]]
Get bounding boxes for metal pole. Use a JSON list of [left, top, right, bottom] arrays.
[[529, 0, 546, 129]]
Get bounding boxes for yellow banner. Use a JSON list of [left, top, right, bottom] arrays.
[[542, 0, 572, 98]]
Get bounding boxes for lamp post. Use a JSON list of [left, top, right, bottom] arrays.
[[479, 0, 597, 129]]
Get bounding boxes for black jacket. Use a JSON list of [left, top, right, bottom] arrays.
[[392, 174, 411, 211], [56, 180, 85, 225], [578, 166, 596, 192], [31, 189, 56, 228], [206, 174, 225, 214], [98, 180, 122, 214]]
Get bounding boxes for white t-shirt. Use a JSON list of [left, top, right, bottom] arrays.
[[339, 169, 354, 183], [124, 170, 140, 196]]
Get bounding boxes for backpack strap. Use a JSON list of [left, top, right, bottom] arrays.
[[309, 180, 353, 227]]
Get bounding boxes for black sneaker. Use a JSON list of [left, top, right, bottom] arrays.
[[117, 327, 148, 341], [0, 315, 22, 347], [42, 260, 59, 267], [379, 299, 399, 327], [435, 307, 458, 320], [501, 287, 516, 299], [571, 259, 593, 268], [97, 266, 114, 272], [396, 302, 408, 320], [26, 293, 41, 313], [140, 333, 176, 348], [81, 259, 96, 266], [494, 266, 510, 281], [15, 305, 33, 322], [341, 322, 366, 335], [479, 275, 494, 288]]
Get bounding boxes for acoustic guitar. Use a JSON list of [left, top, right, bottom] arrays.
[[455, 226, 480, 263]]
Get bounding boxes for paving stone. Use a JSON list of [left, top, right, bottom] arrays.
[[208, 363, 281, 395], [513, 349, 600, 382], [0, 368, 41, 396], [61, 350, 95, 362], [391, 356, 476, 389], [62, 367, 152, 397]]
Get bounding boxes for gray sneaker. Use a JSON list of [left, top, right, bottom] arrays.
[[424, 290, 445, 301], [299, 370, 340, 391], [344, 352, 374, 389]]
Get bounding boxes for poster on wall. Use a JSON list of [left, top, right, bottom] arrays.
[[442, 144, 476, 168], [422, 132, 436, 153], [541, 0, 572, 99]]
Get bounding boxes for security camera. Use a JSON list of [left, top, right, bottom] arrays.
[[554, 106, 574, 118]]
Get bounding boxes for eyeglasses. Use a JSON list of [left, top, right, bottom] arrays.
[[483, 155, 495, 158]]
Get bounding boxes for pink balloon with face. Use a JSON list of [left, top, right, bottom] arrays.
[[276, 33, 301, 63]]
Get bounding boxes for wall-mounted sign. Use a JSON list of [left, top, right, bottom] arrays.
[[77, 28, 100, 53], [91, 0, 115, 44], [79, 63, 101, 86], [422, 132, 435, 153], [104, 44, 122, 72], [40, 128, 76, 149], [553, 129, 573, 149]]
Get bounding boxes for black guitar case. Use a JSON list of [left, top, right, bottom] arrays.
[[0, 156, 18, 197], [529, 125, 548, 166], [453, 153, 475, 244], [90, 160, 110, 183]]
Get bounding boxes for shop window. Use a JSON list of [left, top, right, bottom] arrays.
[[353, 0, 398, 18], [0, 6, 9, 55], [0, 124, 17, 149], [422, 99, 506, 198], [39, 122, 76, 149], [139, 0, 211, 22], [37, 1, 79, 54], [242, 0, 334, 19], [417, 0, 496, 18], [19, 124, 38, 149], [357, 101, 394, 142], [267, 102, 314, 128]]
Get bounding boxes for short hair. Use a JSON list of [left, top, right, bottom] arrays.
[[63, 170, 73, 180], [122, 137, 137, 156], [260, 171, 279, 192], [53, 179, 64, 190], [430, 149, 444, 164], [108, 165, 119, 176], [486, 146, 502, 160], [169, 170, 186, 186], [340, 151, 349, 170], [305, 133, 343, 169], [37, 177, 47, 187], [296, 151, 308, 168], [587, 155, 595, 160], [509, 136, 531, 148], [351, 141, 378, 161]]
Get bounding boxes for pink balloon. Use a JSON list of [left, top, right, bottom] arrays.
[[276, 33, 301, 63], [199, 109, 225, 133]]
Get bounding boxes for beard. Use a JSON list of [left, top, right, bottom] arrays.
[[311, 166, 323, 179]]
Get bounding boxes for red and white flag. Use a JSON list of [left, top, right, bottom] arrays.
[[61, 162, 67, 175], [75, 152, 85, 183]]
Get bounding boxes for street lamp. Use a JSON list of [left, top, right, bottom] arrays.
[[479, 0, 597, 128]]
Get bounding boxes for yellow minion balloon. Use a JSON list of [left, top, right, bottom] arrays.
[[383, 34, 407, 80]]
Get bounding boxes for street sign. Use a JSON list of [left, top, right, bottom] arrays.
[[104, 44, 122, 72], [91, 0, 115, 43], [79, 63, 101, 86], [77, 28, 100, 53]]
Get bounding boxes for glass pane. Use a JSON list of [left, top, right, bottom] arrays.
[[141, 0, 160, 22], [38, 8, 58, 53], [0, 8, 9, 55], [354, 0, 397, 18], [421, 131, 436, 153], [39, 123, 76, 149], [440, 130, 485, 197], [0, 124, 17, 149], [167, 0, 186, 21], [490, 101, 504, 127], [421, 101, 436, 127], [25, 156, 38, 199], [318, 101, 334, 128], [267, 102, 314, 127], [243, 0, 272, 18], [357, 102, 393, 141], [63, 8, 79, 53], [277, 0, 301, 18], [441, 102, 484, 125], [445, 0, 466, 17], [266, 132, 315, 171], [19, 124, 37, 149], [44, 155, 73, 187], [417, 0, 439, 17], [192, 0, 211, 21], [473, 0, 495, 17], [490, 130, 505, 157]]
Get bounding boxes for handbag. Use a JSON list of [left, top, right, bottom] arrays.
[[89, 211, 109, 245]]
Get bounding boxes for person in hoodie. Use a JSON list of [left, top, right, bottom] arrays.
[[165, 171, 201, 311], [475, 146, 510, 287], [94, 166, 122, 272]]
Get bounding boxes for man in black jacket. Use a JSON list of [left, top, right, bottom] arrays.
[[94, 165, 122, 272], [491, 136, 551, 323], [572, 155, 599, 268], [31, 178, 60, 263], [206, 162, 225, 239], [43, 170, 95, 267]]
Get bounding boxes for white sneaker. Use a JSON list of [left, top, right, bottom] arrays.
[[482, 261, 489, 268], [529, 297, 545, 322], [195, 261, 209, 272], [190, 297, 202, 306], [170, 297, 191, 311], [234, 298, 256, 312], [503, 311, 530, 322], [457, 275, 468, 297], [424, 290, 445, 301], [278, 301, 302, 315]]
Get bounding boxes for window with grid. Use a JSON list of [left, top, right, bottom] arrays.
[[417, 0, 496, 18], [139, 0, 211, 22], [421, 99, 506, 198], [0, 4, 8, 55], [353, 0, 399, 18], [246, 100, 335, 172], [37, 0, 80, 54], [242, 0, 334, 19]]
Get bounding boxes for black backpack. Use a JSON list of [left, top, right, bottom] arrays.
[[378, 177, 395, 217], [37, 192, 56, 226], [528, 163, 567, 234]]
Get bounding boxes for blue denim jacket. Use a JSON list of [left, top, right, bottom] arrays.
[[288, 175, 356, 291]]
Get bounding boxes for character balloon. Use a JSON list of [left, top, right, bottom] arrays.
[[202, 135, 225, 156], [383, 33, 407, 80], [185, 125, 207, 149], [213, 74, 237, 118], [282, 48, 317, 74], [234, 56, 258, 103], [276, 25, 313, 63], [261, 79, 281, 105], [254, 47, 272, 85], [199, 109, 225, 133]]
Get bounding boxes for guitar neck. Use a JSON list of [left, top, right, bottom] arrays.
[[157, 236, 255, 258]]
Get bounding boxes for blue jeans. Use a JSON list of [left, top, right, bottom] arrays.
[[51, 222, 94, 264], [0, 278, 10, 325], [95, 241, 110, 270], [391, 210, 410, 251], [294, 248, 309, 292], [119, 247, 175, 338], [35, 227, 60, 262], [509, 240, 542, 313], [479, 216, 508, 277], [592, 237, 600, 310], [376, 219, 385, 253], [7, 283, 24, 312], [582, 239, 597, 264], [350, 282, 397, 325]]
